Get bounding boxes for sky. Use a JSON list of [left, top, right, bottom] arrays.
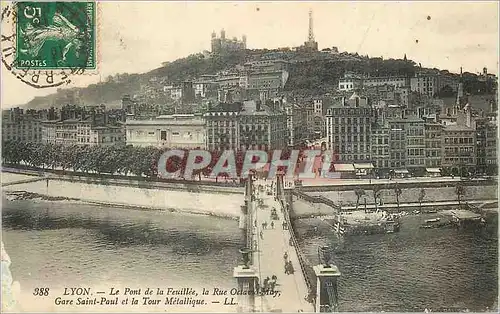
[[1, 1, 499, 108]]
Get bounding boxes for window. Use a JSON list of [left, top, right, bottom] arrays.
[[160, 131, 167, 140]]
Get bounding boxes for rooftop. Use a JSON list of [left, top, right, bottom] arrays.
[[443, 124, 474, 131], [126, 114, 204, 126]]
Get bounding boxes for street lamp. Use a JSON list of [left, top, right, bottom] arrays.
[[239, 247, 252, 269], [319, 246, 332, 268]]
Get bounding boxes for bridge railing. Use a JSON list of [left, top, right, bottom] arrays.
[[246, 179, 255, 263], [277, 185, 315, 303], [293, 190, 339, 210]]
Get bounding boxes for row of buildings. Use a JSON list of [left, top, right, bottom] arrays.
[[157, 59, 290, 107], [324, 92, 497, 176], [2, 83, 497, 176], [338, 70, 458, 99], [2, 105, 126, 147]]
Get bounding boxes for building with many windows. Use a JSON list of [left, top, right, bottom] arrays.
[[2, 108, 43, 143], [410, 73, 440, 97], [284, 101, 307, 147], [387, 123, 407, 170], [204, 103, 242, 151], [41, 119, 125, 146], [370, 127, 390, 170], [364, 76, 409, 88], [424, 122, 444, 168], [338, 73, 363, 91], [404, 116, 426, 172], [203, 100, 287, 151], [441, 105, 476, 174], [325, 93, 373, 162]]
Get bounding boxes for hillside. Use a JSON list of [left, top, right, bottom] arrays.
[[19, 49, 497, 110], [284, 56, 417, 93]]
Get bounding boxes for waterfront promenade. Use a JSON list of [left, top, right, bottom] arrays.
[[251, 179, 314, 313], [298, 176, 493, 187]]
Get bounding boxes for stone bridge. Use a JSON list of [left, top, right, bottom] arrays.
[[233, 173, 341, 313]]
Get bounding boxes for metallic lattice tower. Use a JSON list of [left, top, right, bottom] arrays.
[[308, 9, 315, 42]]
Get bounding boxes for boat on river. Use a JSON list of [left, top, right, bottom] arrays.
[[425, 218, 441, 223]]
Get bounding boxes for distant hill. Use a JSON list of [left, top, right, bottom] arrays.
[[22, 51, 248, 109], [19, 49, 497, 110]]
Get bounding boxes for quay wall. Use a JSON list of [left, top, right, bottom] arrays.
[[298, 178, 497, 192], [2, 169, 497, 219], [2, 172, 244, 218], [310, 185, 497, 207]]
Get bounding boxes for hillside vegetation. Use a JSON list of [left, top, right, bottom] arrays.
[[20, 50, 496, 109]]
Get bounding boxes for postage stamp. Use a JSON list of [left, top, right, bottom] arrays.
[[15, 1, 96, 70], [1, 1, 98, 88]]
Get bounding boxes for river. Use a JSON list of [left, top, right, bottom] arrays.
[[2, 197, 497, 312]]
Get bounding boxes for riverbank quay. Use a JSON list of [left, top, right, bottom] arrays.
[[291, 198, 498, 218], [2, 168, 497, 219], [2, 165, 497, 192], [298, 176, 497, 192], [1, 166, 244, 193], [2, 172, 245, 218]]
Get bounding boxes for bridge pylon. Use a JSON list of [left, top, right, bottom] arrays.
[[233, 248, 258, 312], [313, 264, 341, 312]]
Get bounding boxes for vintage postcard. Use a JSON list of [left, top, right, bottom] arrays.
[[1, 1, 498, 313]]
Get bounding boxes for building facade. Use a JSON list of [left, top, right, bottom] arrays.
[[404, 117, 426, 172], [326, 93, 373, 162], [284, 102, 308, 147], [125, 114, 206, 149], [204, 100, 287, 151], [42, 119, 125, 146], [424, 122, 443, 168], [370, 127, 390, 170], [363, 76, 409, 88], [410, 73, 440, 97], [2, 108, 43, 143]]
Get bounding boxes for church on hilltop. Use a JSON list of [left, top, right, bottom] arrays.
[[211, 29, 247, 54]]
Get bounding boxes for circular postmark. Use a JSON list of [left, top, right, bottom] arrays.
[[1, 1, 96, 89]]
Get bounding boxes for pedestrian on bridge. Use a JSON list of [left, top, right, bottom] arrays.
[[286, 260, 295, 275], [262, 277, 270, 293], [269, 279, 276, 292], [282, 221, 288, 230]]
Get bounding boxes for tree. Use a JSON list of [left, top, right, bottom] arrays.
[[455, 183, 466, 206], [418, 188, 426, 210], [394, 183, 402, 212], [354, 187, 365, 210], [372, 185, 383, 213]]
